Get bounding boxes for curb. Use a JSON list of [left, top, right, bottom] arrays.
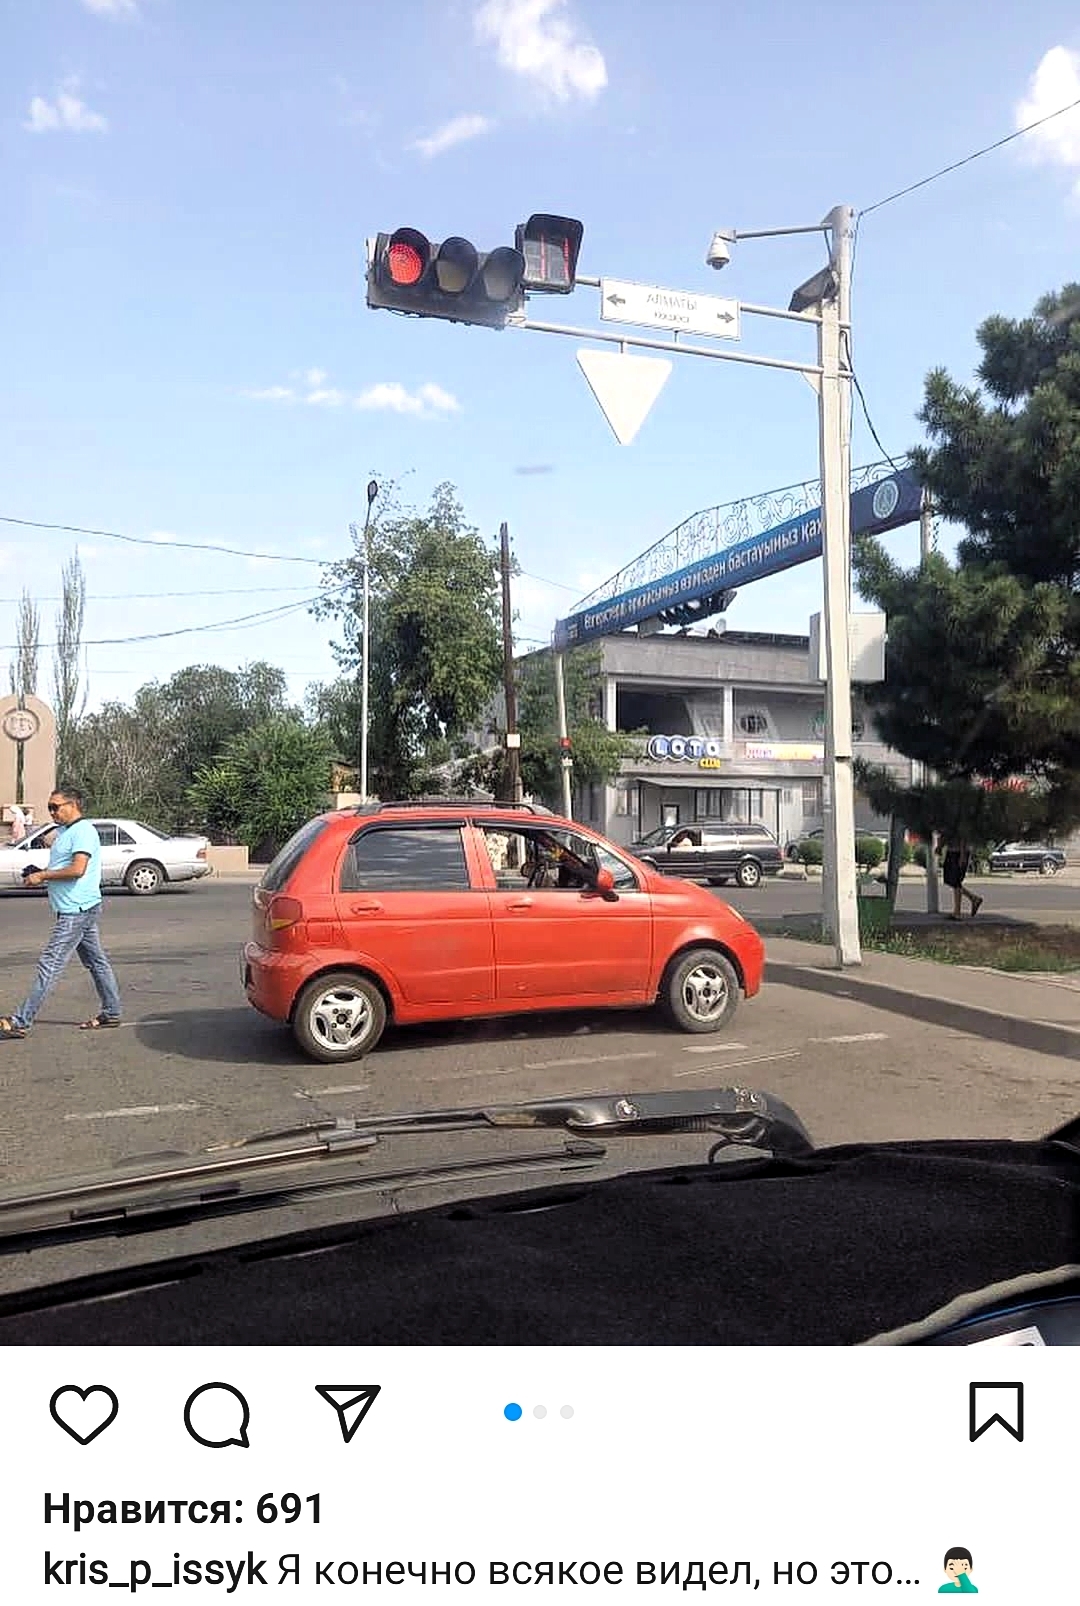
[[765, 958, 1080, 1061]]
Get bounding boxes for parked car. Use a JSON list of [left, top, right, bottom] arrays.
[[1, 817, 211, 894], [631, 821, 784, 889], [988, 842, 1067, 875], [785, 826, 892, 861], [242, 800, 766, 1062]]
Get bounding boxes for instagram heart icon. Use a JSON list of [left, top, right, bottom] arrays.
[[49, 1385, 119, 1446]]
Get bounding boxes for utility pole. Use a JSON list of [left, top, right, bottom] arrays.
[[919, 493, 940, 915], [553, 651, 573, 818], [355, 479, 379, 804], [816, 204, 860, 965], [498, 522, 522, 803]]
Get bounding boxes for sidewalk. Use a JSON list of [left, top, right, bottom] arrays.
[[765, 934, 1080, 1061]]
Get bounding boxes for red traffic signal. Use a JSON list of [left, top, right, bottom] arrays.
[[515, 214, 584, 294], [368, 228, 526, 329]]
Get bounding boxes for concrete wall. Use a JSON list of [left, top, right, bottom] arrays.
[[0, 694, 57, 838]]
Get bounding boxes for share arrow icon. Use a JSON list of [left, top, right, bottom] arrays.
[[315, 1384, 381, 1444]]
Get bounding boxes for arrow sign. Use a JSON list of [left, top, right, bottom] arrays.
[[576, 349, 671, 446], [600, 277, 741, 341]]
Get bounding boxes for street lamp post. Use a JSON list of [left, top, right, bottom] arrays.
[[356, 479, 379, 804]]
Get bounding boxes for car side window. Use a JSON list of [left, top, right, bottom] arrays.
[[117, 827, 136, 846], [668, 828, 701, 851], [94, 823, 118, 848], [483, 825, 600, 892], [340, 825, 471, 892]]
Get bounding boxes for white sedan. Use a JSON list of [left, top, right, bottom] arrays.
[[1, 818, 212, 895]]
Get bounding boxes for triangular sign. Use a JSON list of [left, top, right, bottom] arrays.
[[576, 349, 671, 446]]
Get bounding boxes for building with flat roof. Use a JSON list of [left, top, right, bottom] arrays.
[[551, 629, 913, 849]]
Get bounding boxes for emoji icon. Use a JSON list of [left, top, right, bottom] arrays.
[[938, 1548, 977, 1593], [50, 1385, 119, 1446], [183, 1383, 250, 1449]]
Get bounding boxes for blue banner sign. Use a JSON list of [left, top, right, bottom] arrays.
[[554, 465, 922, 649]]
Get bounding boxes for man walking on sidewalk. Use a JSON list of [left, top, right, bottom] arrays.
[[0, 786, 122, 1040]]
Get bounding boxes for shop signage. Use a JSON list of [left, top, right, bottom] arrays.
[[646, 735, 726, 762], [744, 742, 824, 762]]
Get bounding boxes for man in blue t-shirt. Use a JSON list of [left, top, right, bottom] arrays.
[[1, 786, 122, 1039]]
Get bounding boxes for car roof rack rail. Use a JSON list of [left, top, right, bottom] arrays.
[[370, 798, 553, 815]]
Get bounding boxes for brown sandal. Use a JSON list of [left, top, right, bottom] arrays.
[[79, 1016, 121, 1030], [0, 1017, 27, 1040]]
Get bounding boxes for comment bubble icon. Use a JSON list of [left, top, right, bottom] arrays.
[[183, 1383, 251, 1449]]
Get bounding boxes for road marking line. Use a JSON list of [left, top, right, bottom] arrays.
[[64, 1101, 201, 1121], [524, 1050, 658, 1072], [810, 1032, 889, 1043], [675, 1049, 801, 1078], [682, 1042, 748, 1053], [298, 1082, 372, 1098]]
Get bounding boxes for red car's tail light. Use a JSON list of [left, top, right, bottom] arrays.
[[268, 895, 303, 931]]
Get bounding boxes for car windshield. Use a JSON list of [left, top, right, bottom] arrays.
[[4, 11, 1080, 1332]]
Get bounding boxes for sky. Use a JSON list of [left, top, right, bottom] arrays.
[[4, 0, 1080, 714]]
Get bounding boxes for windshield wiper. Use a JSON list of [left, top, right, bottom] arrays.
[[233, 1085, 811, 1152], [0, 1086, 812, 1253]]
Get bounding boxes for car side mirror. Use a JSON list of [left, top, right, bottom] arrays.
[[586, 865, 619, 902]]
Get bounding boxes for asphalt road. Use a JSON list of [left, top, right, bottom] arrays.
[[734, 869, 1079, 923], [1, 881, 1077, 1200]]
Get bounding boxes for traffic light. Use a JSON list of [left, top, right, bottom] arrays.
[[515, 214, 584, 293], [367, 227, 527, 329]]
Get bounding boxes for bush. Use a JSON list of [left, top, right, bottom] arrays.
[[912, 844, 929, 868], [796, 837, 824, 865], [855, 835, 885, 869], [898, 840, 914, 866]]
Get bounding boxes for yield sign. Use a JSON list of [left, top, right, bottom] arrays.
[[576, 349, 671, 446]]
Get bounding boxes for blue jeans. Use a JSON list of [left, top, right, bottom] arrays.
[[13, 905, 122, 1029]]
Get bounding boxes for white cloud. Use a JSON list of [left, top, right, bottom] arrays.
[[410, 113, 492, 158], [353, 381, 461, 418], [24, 82, 108, 133], [80, 0, 138, 13], [1017, 46, 1080, 191], [474, 0, 607, 101], [244, 374, 461, 419]]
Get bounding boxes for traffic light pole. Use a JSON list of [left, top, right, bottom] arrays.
[[499, 521, 522, 804], [553, 651, 573, 818], [508, 211, 861, 966]]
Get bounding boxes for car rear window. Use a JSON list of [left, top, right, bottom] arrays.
[[340, 825, 471, 891], [259, 817, 329, 892]]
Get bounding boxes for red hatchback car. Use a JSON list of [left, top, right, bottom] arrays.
[[242, 801, 766, 1062]]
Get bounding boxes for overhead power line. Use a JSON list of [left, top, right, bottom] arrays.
[[0, 514, 328, 566], [861, 92, 1080, 217], [0, 587, 346, 653]]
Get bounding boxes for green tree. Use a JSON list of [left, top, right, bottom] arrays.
[[9, 589, 39, 699], [187, 715, 335, 860], [53, 554, 86, 776], [514, 646, 642, 808], [853, 283, 1080, 844], [313, 482, 503, 798], [71, 660, 293, 828]]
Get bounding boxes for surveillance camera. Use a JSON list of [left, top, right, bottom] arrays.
[[705, 231, 732, 270]]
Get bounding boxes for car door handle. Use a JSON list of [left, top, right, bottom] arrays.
[[350, 900, 384, 915], [505, 897, 534, 910]]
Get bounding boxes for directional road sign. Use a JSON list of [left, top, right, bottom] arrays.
[[600, 278, 741, 340]]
